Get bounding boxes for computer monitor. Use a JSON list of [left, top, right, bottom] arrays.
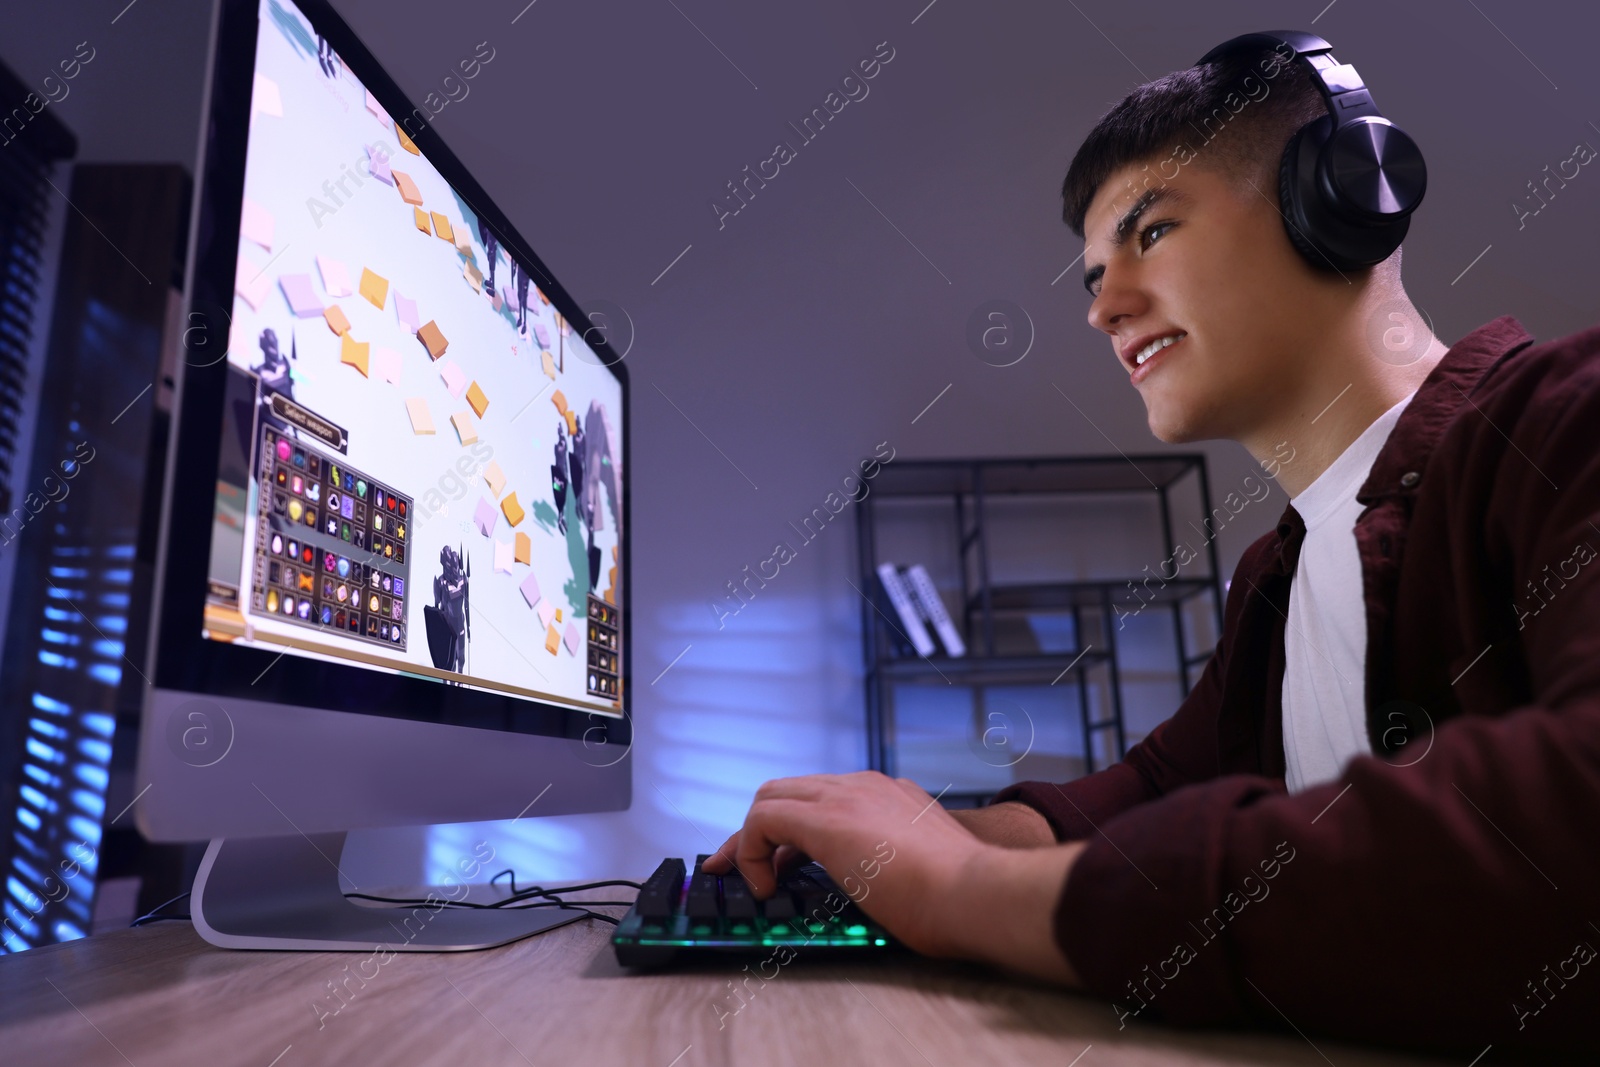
[[135, 0, 631, 950]]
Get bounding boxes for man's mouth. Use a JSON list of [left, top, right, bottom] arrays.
[[1125, 331, 1187, 384], [1134, 332, 1186, 366]]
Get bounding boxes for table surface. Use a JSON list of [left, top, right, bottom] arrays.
[[0, 890, 1457, 1067]]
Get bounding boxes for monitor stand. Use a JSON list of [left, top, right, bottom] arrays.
[[191, 833, 582, 951]]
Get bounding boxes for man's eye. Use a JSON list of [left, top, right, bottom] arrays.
[[1140, 221, 1174, 249]]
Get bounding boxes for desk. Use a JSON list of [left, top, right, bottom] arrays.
[[0, 895, 1452, 1067]]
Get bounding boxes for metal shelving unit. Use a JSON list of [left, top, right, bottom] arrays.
[[855, 454, 1226, 794]]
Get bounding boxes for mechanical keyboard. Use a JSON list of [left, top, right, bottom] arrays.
[[612, 855, 898, 968]]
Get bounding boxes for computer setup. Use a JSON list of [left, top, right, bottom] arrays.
[[135, 0, 893, 966]]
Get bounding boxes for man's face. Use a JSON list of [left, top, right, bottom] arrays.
[[1081, 157, 1340, 443]]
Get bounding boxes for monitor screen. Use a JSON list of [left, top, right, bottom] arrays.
[[196, 0, 623, 717]]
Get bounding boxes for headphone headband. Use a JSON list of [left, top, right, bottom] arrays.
[[1193, 30, 1427, 272], [1197, 31, 1382, 129]]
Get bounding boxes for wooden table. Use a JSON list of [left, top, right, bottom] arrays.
[[0, 894, 1454, 1067]]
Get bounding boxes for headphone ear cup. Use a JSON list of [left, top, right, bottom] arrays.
[[1278, 121, 1334, 270]]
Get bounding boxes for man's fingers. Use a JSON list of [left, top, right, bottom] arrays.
[[701, 831, 742, 874], [702, 833, 809, 885], [733, 799, 815, 898], [772, 844, 808, 873], [704, 775, 831, 880]]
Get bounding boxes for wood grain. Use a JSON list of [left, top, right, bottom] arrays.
[[0, 891, 1453, 1067]]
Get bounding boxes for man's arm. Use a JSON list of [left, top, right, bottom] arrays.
[[949, 801, 1054, 847]]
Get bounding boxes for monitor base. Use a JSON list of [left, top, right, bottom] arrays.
[[191, 833, 581, 951]]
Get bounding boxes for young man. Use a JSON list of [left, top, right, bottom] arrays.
[[703, 36, 1599, 1059]]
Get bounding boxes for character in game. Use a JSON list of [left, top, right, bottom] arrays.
[[252, 328, 295, 403], [315, 34, 340, 79], [566, 419, 600, 591], [476, 216, 499, 301], [512, 261, 531, 336], [424, 545, 470, 675], [550, 422, 569, 535], [567, 419, 586, 530]]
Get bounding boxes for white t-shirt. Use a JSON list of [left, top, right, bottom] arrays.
[[1281, 390, 1416, 794]]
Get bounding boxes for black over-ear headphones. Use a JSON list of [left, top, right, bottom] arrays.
[[1196, 30, 1426, 273]]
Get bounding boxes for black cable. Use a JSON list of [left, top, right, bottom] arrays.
[[342, 893, 628, 928], [131, 892, 192, 928], [343, 893, 636, 910], [345, 877, 640, 913], [487, 878, 642, 910], [344, 891, 635, 911], [125, 875, 638, 930], [542, 902, 622, 926], [565, 910, 620, 926]]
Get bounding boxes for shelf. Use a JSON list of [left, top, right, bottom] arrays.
[[867, 454, 1205, 497], [871, 650, 1110, 686], [966, 576, 1216, 613], [858, 451, 1226, 781]]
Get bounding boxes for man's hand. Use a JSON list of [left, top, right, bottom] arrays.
[[700, 771, 1087, 986]]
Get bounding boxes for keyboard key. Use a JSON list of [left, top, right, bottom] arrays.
[[634, 857, 685, 919], [685, 866, 720, 919], [722, 874, 758, 918]]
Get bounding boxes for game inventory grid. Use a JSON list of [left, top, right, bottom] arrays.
[[251, 423, 413, 648], [586, 593, 619, 699]]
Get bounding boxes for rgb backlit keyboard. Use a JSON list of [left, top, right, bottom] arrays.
[[613, 855, 898, 968]]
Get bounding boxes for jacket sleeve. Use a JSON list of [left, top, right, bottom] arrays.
[[1052, 339, 1600, 1058], [990, 537, 1274, 842]]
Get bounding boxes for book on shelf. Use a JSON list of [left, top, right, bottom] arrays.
[[905, 563, 966, 657], [875, 562, 935, 657]]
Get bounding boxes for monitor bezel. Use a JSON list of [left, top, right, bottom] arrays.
[[150, 0, 631, 748]]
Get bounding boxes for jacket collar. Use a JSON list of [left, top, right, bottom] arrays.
[[1357, 314, 1536, 506], [1263, 314, 1536, 575]]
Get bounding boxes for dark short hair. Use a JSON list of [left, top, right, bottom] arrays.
[[1061, 43, 1328, 239]]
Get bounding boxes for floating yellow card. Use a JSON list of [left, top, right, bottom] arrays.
[[340, 333, 370, 376], [359, 267, 389, 310]]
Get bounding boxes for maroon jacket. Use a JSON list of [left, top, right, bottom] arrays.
[[994, 315, 1600, 1060]]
